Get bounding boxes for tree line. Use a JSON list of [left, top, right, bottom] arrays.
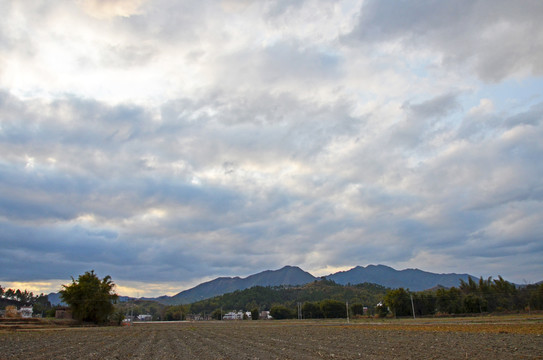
[[0, 285, 52, 316], [182, 276, 543, 320], [112, 279, 389, 321], [69, 273, 543, 323], [187, 279, 388, 316], [383, 277, 543, 317], [7, 271, 541, 324]]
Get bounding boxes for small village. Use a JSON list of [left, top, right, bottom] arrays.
[[0, 304, 273, 324]]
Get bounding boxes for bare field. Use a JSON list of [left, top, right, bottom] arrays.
[[1, 316, 542, 359]]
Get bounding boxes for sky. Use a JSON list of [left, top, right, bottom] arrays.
[[1, 0, 542, 297]]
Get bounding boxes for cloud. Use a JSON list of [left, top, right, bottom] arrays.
[[1, 1, 542, 295], [78, 0, 147, 19], [347, 0, 543, 82]]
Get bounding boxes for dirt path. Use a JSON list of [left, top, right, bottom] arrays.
[[0, 318, 542, 359]]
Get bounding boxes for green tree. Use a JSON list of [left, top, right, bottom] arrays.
[[251, 307, 259, 320], [270, 305, 294, 319], [32, 294, 52, 316], [302, 301, 323, 319], [375, 302, 388, 317], [463, 294, 485, 313], [112, 310, 125, 325], [384, 288, 411, 317], [211, 308, 224, 320], [320, 299, 346, 318], [165, 305, 186, 321], [4, 288, 15, 300], [492, 276, 517, 311], [350, 303, 365, 316], [60, 270, 118, 324], [412, 292, 437, 316], [436, 287, 463, 314], [529, 283, 543, 310]]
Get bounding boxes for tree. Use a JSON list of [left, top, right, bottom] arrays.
[[164, 305, 186, 321], [320, 299, 346, 318], [60, 270, 118, 324], [529, 283, 543, 310], [436, 287, 463, 314], [270, 305, 294, 319], [251, 307, 260, 320], [384, 288, 411, 317], [211, 308, 224, 320], [32, 294, 51, 316], [350, 303, 365, 316], [112, 310, 125, 325], [463, 294, 485, 313], [375, 302, 388, 317], [412, 292, 437, 316], [302, 301, 323, 319], [4, 288, 15, 300]]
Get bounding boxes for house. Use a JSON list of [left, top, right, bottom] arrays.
[[260, 310, 272, 320], [137, 314, 152, 321], [19, 306, 33, 318], [222, 311, 244, 320]]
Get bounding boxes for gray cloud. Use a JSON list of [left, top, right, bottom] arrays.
[[1, 1, 542, 293], [348, 0, 543, 82], [2, 87, 542, 285]]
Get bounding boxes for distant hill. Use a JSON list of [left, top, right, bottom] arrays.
[[156, 266, 317, 305], [47, 292, 65, 306], [152, 264, 479, 305], [39, 265, 483, 306], [189, 280, 389, 314], [325, 264, 476, 291]]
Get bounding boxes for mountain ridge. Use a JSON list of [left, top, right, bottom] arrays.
[[46, 264, 490, 306], [325, 264, 476, 291], [155, 265, 316, 305], [151, 264, 478, 305]]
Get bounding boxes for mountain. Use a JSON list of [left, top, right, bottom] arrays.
[[326, 264, 476, 291], [189, 280, 389, 314], [47, 292, 66, 306], [157, 266, 317, 305], [152, 264, 479, 304]]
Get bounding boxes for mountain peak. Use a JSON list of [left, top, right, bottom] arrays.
[[160, 265, 316, 305], [151, 264, 478, 305], [326, 265, 476, 291]]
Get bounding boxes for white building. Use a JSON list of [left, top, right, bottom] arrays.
[[260, 310, 272, 319], [137, 314, 152, 321], [19, 306, 33, 318], [223, 311, 244, 320]]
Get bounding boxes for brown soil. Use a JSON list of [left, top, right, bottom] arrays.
[[0, 316, 542, 359], [0, 318, 78, 331]]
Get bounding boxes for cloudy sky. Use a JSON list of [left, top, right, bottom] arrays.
[[1, 0, 542, 297]]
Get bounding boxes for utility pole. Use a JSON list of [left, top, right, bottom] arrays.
[[346, 301, 349, 323], [410, 294, 416, 319], [130, 301, 133, 325]]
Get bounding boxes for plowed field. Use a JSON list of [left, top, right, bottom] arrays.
[[1, 317, 542, 359]]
